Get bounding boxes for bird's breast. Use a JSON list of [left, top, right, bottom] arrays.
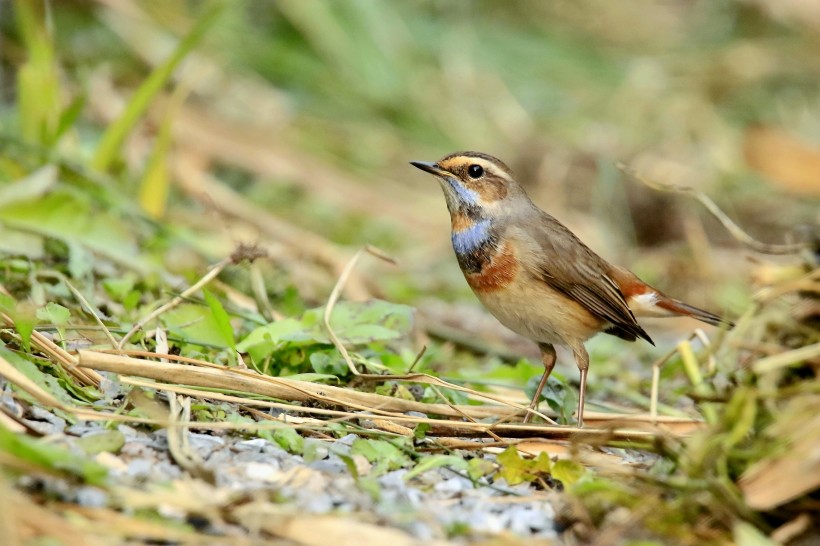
[[453, 227, 605, 345], [463, 240, 519, 293]]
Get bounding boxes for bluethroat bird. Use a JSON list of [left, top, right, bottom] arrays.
[[411, 151, 732, 426]]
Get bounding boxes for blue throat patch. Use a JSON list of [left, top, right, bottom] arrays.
[[452, 218, 492, 254], [447, 178, 479, 205]]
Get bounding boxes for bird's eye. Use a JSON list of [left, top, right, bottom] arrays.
[[467, 164, 484, 179]]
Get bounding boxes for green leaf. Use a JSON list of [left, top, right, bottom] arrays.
[[36, 301, 71, 344], [76, 430, 125, 456], [203, 289, 236, 349], [483, 358, 545, 384], [496, 446, 553, 485], [307, 300, 415, 345], [0, 348, 75, 407], [551, 459, 585, 487], [528, 373, 575, 424], [497, 446, 529, 485], [302, 439, 326, 463], [356, 475, 382, 501], [467, 458, 496, 481], [350, 438, 411, 471], [235, 317, 304, 361], [36, 302, 70, 325], [0, 297, 36, 352], [0, 192, 151, 274], [237, 299, 414, 362], [0, 229, 43, 258], [162, 303, 233, 348], [531, 452, 552, 474], [67, 241, 95, 280], [54, 94, 86, 142], [123, 290, 142, 312], [14, 0, 60, 146], [337, 452, 359, 480], [138, 92, 177, 218], [273, 427, 304, 454], [102, 276, 136, 302], [309, 351, 347, 376], [0, 293, 16, 313], [403, 454, 469, 481], [413, 422, 430, 440], [0, 422, 107, 485]]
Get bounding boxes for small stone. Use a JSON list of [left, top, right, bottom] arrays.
[[187, 433, 225, 457], [27, 406, 66, 432], [126, 458, 154, 478], [234, 438, 271, 451], [75, 487, 108, 508], [244, 461, 282, 482]]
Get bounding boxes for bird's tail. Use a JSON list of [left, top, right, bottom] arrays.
[[612, 265, 734, 328], [655, 297, 734, 328]]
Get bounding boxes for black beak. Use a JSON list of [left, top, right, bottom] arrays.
[[410, 160, 447, 177]]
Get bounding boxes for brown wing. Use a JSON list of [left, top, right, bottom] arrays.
[[521, 209, 654, 345]]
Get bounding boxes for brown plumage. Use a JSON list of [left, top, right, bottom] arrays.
[[411, 151, 733, 426]]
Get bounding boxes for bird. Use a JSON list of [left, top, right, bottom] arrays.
[[410, 151, 732, 426]]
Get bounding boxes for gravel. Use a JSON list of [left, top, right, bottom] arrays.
[[11, 410, 560, 541]]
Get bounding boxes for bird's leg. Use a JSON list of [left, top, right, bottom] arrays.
[[573, 346, 590, 427], [523, 343, 556, 423]]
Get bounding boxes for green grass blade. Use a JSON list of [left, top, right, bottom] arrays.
[[91, 2, 224, 172], [14, 0, 60, 146]]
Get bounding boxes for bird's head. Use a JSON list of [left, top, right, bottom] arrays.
[[410, 151, 523, 216]]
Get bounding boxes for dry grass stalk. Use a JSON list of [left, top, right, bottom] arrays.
[[1, 312, 102, 386], [76, 351, 679, 441], [78, 349, 519, 420], [101, 348, 549, 420], [618, 162, 808, 255]]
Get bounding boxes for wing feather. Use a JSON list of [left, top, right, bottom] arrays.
[[518, 209, 654, 345]]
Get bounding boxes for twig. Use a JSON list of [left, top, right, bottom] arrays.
[[1, 312, 102, 386], [617, 162, 807, 255], [109, 348, 553, 421], [428, 384, 505, 443], [407, 345, 427, 373], [354, 371, 553, 421], [323, 245, 397, 375], [249, 262, 281, 321]]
